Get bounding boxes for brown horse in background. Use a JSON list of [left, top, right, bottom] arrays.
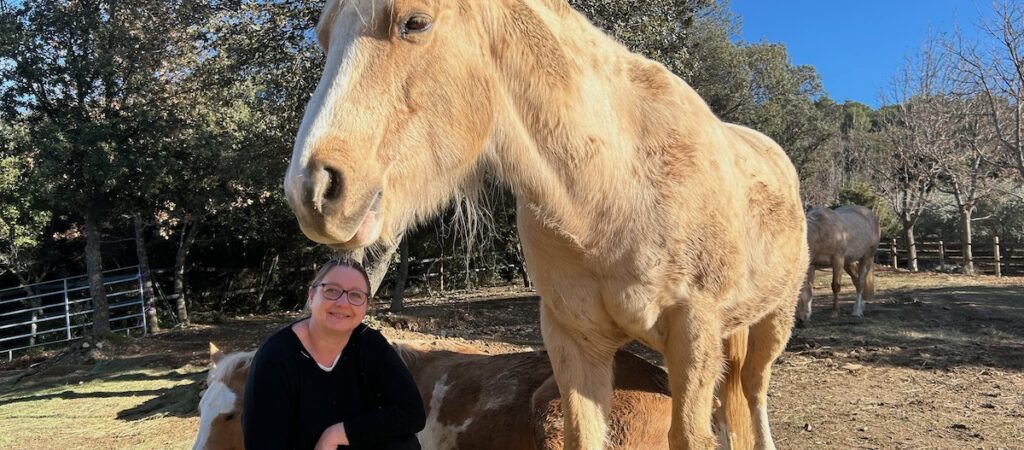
[[796, 205, 881, 325], [283, 1, 809, 448], [192, 342, 674, 450]]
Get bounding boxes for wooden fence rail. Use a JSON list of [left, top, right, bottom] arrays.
[[880, 236, 1022, 277]]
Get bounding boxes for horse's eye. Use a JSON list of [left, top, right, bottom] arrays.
[[402, 14, 432, 35], [224, 413, 235, 421]]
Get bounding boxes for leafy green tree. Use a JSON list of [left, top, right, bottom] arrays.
[[0, 0, 214, 335], [680, 3, 840, 194], [571, 0, 712, 78], [0, 121, 50, 286]]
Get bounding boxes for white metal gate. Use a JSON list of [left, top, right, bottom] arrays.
[[0, 266, 147, 361]]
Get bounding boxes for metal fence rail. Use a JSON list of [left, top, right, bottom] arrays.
[[0, 266, 147, 361]]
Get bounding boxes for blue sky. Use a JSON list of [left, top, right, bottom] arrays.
[[728, 0, 989, 108]]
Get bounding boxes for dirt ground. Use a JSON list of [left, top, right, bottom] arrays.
[[1, 269, 1023, 449]]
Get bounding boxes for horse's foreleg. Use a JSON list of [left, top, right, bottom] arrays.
[[830, 258, 843, 318], [741, 305, 795, 450], [541, 304, 618, 450], [664, 303, 723, 450]]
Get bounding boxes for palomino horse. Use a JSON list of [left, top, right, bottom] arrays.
[[192, 342, 674, 450], [282, 1, 808, 448], [796, 205, 881, 324]]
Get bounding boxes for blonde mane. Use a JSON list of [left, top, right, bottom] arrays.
[[207, 350, 255, 385]]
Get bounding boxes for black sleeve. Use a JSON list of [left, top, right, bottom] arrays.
[[344, 333, 427, 447], [242, 346, 293, 450]]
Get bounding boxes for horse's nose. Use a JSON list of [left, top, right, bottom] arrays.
[[305, 162, 345, 214]]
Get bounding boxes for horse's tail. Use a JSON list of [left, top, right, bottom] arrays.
[[863, 248, 877, 301], [717, 328, 753, 450]]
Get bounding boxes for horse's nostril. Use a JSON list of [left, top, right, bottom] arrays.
[[308, 165, 344, 213], [323, 166, 343, 202]]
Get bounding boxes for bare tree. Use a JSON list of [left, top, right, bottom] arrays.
[[946, 1, 1024, 180], [870, 38, 953, 271], [932, 97, 1000, 275]]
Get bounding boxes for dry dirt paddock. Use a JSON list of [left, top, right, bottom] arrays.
[[1, 269, 1022, 449]]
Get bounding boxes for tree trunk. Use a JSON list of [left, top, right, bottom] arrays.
[[173, 217, 201, 326], [13, 273, 40, 346], [84, 209, 110, 336], [29, 297, 41, 346], [902, 222, 919, 272], [255, 253, 279, 312], [367, 234, 402, 296], [391, 238, 410, 312], [960, 207, 975, 275], [515, 242, 532, 288], [133, 215, 160, 333]]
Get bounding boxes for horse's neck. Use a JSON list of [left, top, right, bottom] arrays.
[[482, 0, 711, 256]]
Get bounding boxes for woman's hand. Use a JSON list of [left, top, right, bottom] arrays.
[[314, 423, 349, 450]]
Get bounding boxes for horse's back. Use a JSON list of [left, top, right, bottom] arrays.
[[806, 207, 847, 266], [712, 123, 807, 304], [721, 123, 801, 192], [806, 205, 879, 266], [835, 205, 881, 257], [720, 123, 805, 244]]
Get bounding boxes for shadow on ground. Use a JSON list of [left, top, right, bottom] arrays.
[[0, 353, 205, 421], [789, 284, 1024, 371], [386, 283, 1024, 373]]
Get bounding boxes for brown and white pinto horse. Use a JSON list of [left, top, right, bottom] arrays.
[[282, 1, 808, 448], [795, 205, 881, 325], [192, 342, 673, 450], [193, 344, 252, 450]]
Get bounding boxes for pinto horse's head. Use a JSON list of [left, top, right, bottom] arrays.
[[193, 344, 253, 450], [285, 0, 497, 250]]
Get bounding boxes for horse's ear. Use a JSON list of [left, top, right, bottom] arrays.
[[210, 342, 224, 366]]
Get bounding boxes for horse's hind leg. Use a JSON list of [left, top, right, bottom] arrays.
[[830, 257, 843, 317], [540, 303, 620, 450], [844, 262, 860, 287], [852, 250, 876, 317], [663, 302, 723, 450], [741, 305, 796, 450]]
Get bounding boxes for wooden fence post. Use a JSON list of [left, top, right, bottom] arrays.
[[938, 240, 945, 268], [994, 236, 1001, 278], [890, 238, 898, 270]]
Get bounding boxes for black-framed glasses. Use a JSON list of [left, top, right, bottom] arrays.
[[311, 283, 369, 306]]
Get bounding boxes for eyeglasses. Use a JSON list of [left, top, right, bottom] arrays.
[[311, 283, 369, 306]]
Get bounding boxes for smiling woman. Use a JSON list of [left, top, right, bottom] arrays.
[[241, 257, 426, 450]]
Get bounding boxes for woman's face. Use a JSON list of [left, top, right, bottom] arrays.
[[307, 266, 369, 335]]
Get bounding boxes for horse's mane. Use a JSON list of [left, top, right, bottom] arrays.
[[207, 351, 256, 384]]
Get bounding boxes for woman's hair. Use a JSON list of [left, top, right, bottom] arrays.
[[310, 256, 372, 294]]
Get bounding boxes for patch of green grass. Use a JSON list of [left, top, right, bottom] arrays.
[[0, 361, 205, 450]]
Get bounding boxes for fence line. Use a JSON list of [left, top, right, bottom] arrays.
[[881, 236, 1022, 276], [0, 267, 147, 362]]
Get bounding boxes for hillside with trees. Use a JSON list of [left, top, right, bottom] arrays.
[[1, 0, 1021, 337]]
